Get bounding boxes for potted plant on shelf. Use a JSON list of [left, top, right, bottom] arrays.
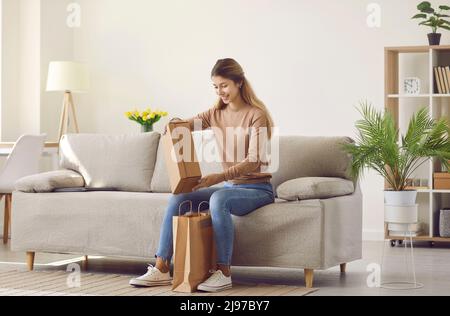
[[412, 1, 450, 46], [343, 102, 450, 224]]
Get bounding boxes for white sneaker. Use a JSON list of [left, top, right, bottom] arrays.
[[129, 264, 172, 287], [197, 270, 232, 292]]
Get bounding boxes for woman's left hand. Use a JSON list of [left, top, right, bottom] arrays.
[[192, 173, 226, 191]]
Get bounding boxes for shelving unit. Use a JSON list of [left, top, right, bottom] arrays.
[[385, 45, 450, 246]]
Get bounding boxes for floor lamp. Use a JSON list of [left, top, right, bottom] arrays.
[[46, 61, 90, 142]]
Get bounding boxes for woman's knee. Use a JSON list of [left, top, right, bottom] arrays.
[[209, 190, 230, 214]]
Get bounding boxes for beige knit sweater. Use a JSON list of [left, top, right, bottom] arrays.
[[187, 105, 272, 185]]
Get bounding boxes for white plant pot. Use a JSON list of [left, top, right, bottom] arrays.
[[385, 204, 418, 224], [384, 190, 417, 206]]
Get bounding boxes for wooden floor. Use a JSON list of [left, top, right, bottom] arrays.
[[1, 241, 450, 296], [0, 271, 315, 296]]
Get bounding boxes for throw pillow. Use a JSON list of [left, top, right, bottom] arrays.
[[277, 177, 354, 201], [15, 170, 85, 193]]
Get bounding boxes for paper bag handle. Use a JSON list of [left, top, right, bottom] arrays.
[[178, 200, 193, 216], [197, 201, 210, 215]]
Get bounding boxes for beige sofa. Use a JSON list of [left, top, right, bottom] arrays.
[[11, 132, 362, 288]]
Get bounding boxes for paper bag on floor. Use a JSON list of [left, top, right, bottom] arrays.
[[172, 201, 216, 293]]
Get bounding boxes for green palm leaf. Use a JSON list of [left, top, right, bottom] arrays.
[[344, 102, 450, 191]]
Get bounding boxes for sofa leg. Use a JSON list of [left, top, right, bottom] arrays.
[[83, 255, 88, 270], [340, 263, 347, 273], [26, 252, 35, 271], [3, 194, 11, 244], [2, 194, 7, 244], [304, 269, 314, 288]]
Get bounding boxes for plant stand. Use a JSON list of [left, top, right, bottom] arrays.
[[380, 223, 424, 290]]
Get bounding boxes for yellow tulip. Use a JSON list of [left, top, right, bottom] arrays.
[[150, 113, 156, 119]]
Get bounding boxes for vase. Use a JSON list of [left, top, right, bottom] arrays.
[[141, 125, 154, 133]]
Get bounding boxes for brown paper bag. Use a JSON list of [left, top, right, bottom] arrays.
[[172, 201, 216, 293], [162, 120, 202, 194]]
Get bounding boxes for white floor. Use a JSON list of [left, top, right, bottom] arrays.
[[1, 241, 449, 296]]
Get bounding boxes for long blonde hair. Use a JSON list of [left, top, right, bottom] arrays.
[[211, 58, 275, 139]]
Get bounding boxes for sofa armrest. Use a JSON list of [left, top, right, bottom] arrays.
[[320, 182, 363, 269], [15, 170, 85, 193]]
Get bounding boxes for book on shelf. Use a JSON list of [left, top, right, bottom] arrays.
[[435, 66, 444, 94], [441, 67, 450, 94], [446, 66, 450, 93], [434, 66, 450, 94], [434, 67, 441, 94]]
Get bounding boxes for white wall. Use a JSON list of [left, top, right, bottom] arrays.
[[2, 0, 41, 140], [1, 0, 73, 142], [40, 0, 74, 142], [18, 0, 41, 136], [1, 0, 21, 141], [0, 1, 2, 139]]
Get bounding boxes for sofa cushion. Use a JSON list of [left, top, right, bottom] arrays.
[[276, 177, 354, 201], [15, 170, 85, 193], [60, 133, 160, 192], [270, 136, 354, 193]]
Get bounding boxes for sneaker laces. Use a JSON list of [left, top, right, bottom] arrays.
[[207, 270, 225, 282], [145, 264, 159, 275]]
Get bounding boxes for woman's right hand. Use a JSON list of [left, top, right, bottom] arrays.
[[163, 117, 184, 135]]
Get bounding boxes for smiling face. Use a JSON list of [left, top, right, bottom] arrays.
[[212, 76, 241, 104]]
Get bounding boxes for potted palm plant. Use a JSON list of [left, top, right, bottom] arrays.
[[412, 1, 450, 46], [344, 102, 450, 223]]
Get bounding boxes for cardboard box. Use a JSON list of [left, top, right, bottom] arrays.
[[434, 172, 450, 190], [162, 121, 202, 194]]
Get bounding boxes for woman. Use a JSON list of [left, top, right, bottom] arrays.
[[130, 58, 275, 292]]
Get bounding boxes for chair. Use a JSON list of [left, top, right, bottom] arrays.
[[1, 134, 46, 244]]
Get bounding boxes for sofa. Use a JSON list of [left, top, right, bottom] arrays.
[[11, 132, 362, 288]]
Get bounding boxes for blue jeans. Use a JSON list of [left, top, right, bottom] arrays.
[[156, 182, 275, 265]]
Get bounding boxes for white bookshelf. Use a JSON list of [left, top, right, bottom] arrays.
[[385, 45, 450, 244]]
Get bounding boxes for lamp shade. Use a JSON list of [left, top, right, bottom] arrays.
[[46, 61, 90, 92]]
